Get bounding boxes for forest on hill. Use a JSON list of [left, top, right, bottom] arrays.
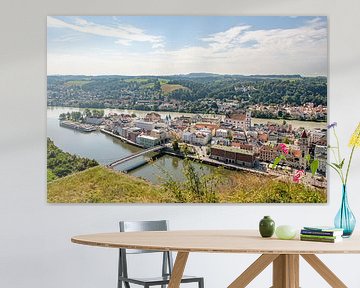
[[47, 74, 327, 115]]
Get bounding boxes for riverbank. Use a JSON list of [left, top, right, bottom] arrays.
[[60, 120, 97, 132], [50, 104, 326, 123], [163, 150, 269, 176], [100, 128, 143, 148]]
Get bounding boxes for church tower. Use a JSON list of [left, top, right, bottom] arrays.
[[299, 130, 309, 169]]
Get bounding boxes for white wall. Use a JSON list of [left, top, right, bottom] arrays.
[[1, 0, 360, 287]]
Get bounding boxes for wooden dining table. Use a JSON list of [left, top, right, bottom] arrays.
[[71, 230, 360, 288]]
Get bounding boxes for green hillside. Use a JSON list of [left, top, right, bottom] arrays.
[[47, 166, 168, 203]]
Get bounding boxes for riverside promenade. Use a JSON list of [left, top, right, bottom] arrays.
[[100, 129, 143, 148]]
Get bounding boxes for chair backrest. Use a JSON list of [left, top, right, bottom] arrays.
[[120, 220, 168, 232], [119, 220, 169, 254], [118, 220, 173, 282]]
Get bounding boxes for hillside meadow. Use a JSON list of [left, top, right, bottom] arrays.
[[47, 165, 326, 203]]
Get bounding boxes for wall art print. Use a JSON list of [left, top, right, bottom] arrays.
[[47, 16, 328, 203]]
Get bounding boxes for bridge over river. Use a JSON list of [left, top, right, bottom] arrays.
[[108, 145, 165, 168]]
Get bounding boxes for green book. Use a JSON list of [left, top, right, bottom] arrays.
[[303, 226, 344, 233], [300, 236, 343, 243], [300, 234, 339, 240]]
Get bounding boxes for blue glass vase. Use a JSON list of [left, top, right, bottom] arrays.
[[334, 185, 356, 237]]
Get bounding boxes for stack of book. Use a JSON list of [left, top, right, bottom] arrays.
[[300, 226, 344, 243]]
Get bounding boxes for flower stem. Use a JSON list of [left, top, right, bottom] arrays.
[[345, 130, 360, 185], [327, 162, 345, 183], [333, 128, 342, 163], [345, 145, 356, 185]]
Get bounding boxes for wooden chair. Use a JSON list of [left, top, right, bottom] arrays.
[[118, 220, 204, 288]]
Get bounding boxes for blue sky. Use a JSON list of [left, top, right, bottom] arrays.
[[47, 16, 327, 76]]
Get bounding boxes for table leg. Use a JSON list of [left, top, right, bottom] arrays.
[[228, 254, 279, 288], [301, 254, 347, 288], [272, 254, 299, 288], [168, 252, 189, 288]]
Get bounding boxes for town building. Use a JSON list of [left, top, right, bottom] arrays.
[[194, 123, 219, 134], [231, 142, 255, 153], [232, 131, 247, 142], [299, 130, 310, 168], [136, 135, 161, 148], [268, 131, 278, 143], [144, 112, 162, 122], [127, 127, 142, 143], [115, 125, 130, 138], [182, 131, 195, 144], [84, 117, 104, 125], [210, 145, 256, 167], [215, 129, 229, 138], [257, 132, 269, 143], [150, 129, 168, 143], [212, 137, 231, 146], [314, 145, 327, 175], [134, 120, 156, 131], [224, 112, 251, 130], [259, 145, 280, 162], [310, 129, 327, 144], [182, 130, 212, 146], [195, 132, 211, 145], [199, 115, 222, 125]]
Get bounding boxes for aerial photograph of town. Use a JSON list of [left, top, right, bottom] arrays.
[[47, 16, 328, 203]]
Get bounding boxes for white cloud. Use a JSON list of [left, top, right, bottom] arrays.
[[47, 16, 164, 48], [47, 17, 327, 76], [202, 25, 251, 50]]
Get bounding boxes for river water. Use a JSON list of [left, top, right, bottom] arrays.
[[47, 107, 218, 184]]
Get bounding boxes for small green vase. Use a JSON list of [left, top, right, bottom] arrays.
[[259, 216, 275, 238]]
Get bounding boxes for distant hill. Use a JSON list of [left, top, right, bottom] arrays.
[[184, 72, 220, 78], [47, 74, 327, 115]]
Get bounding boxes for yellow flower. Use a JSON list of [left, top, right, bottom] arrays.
[[349, 123, 360, 148]]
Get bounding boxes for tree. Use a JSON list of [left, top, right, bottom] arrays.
[[47, 138, 98, 181], [83, 109, 91, 118], [92, 109, 104, 118], [70, 111, 82, 121], [154, 80, 161, 91], [59, 113, 67, 120], [172, 140, 179, 151]]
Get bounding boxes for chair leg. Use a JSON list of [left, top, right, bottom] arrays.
[[199, 278, 204, 288]]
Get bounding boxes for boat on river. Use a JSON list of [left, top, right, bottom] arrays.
[[59, 120, 96, 132]]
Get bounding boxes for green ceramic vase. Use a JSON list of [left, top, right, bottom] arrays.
[[259, 216, 275, 238]]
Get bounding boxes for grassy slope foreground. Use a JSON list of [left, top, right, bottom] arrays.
[[47, 166, 166, 203], [48, 165, 326, 203], [220, 173, 326, 203]]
